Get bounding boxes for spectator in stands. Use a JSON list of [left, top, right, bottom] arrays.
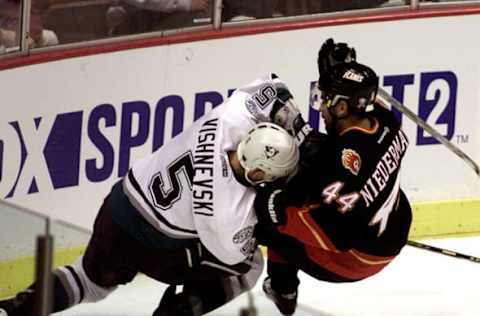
[[0, 0, 58, 50], [221, 0, 275, 22], [107, 0, 210, 36], [0, 28, 16, 52], [275, 0, 388, 17]]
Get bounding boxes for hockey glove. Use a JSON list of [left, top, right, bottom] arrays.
[[298, 130, 328, 171], [317, 38, 357, 78], [270, 88, 313, 146], [153, 285, 203, 316]]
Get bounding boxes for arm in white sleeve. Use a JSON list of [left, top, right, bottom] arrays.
[[230, 73, 291, 123], [191, 118, 258, 273], [192, 152, 258, 266]]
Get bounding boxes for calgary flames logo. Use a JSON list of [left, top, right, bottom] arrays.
[[341, 149, 361, 176]]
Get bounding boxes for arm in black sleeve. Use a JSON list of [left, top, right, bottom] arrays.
[[254, 130, 329, 229]]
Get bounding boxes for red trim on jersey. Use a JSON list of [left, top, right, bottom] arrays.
[[304, 244, 395, 280], [1, 6, 480, 70], [267, 248, 289, 264], [279, 205, 338, 252], [279, 205, 396, 280], [340, 117, 379, 136]]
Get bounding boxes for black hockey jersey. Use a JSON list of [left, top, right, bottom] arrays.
[[262, 105, 412, 280]]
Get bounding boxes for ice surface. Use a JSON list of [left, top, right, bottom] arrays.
[[58, 236, 480, 316]]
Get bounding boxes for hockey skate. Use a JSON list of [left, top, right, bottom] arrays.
[[152, 285, 203, 316], [262, 277, 297, 316], [0, 296, 14, 315], [0, 289, 34, 316]]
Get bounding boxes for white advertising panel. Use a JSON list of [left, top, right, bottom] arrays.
[[1, 14, 479, 229]]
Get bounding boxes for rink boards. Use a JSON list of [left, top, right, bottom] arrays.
[[1, 8, 480, 303]]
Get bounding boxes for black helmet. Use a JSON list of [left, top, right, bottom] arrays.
[[318, 62, 379, 114]]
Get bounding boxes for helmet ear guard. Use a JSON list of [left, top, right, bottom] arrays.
[[237, 122, 299, 186]]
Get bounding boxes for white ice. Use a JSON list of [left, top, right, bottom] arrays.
[[57, 236, 480, 316]]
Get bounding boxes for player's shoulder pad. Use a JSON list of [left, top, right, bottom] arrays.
[[375, 103, 402, 127]]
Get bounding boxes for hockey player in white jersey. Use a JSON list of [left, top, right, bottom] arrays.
[[0, 74, 300, 316]]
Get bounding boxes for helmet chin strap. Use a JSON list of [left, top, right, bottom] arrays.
[[244, 167, 264, 186], [327, 105, 341, 134], [327, 100, 350, 134]]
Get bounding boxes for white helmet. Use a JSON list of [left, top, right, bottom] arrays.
[[237, 122, 300, 185]]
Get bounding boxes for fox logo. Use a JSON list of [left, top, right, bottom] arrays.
[[342, 148, 361, 175]]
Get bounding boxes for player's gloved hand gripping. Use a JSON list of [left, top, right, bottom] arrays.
[[317, 37, 357, 77], [270, 85, 313, 146]]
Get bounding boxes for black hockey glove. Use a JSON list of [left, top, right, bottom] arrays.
[[270, 88, 313, 146], [317, 38, 357, 78], [298, 130, 328, 171]]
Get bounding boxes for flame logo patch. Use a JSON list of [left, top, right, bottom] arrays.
[[341, 148, 361, 176]]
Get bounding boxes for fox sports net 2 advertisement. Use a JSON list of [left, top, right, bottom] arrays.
[[0, 14, 479, 229]]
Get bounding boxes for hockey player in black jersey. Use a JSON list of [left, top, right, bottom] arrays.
[[255, 39, 413, 315]]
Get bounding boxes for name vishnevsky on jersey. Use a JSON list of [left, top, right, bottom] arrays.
[[192, 118, 219, 217]]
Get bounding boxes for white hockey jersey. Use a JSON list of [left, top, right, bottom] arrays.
[[123, 74, 288, 266]]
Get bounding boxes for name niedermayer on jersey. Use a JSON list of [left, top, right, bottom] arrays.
[[360, 129, 409, 207], [192, 118, 218, 216]]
